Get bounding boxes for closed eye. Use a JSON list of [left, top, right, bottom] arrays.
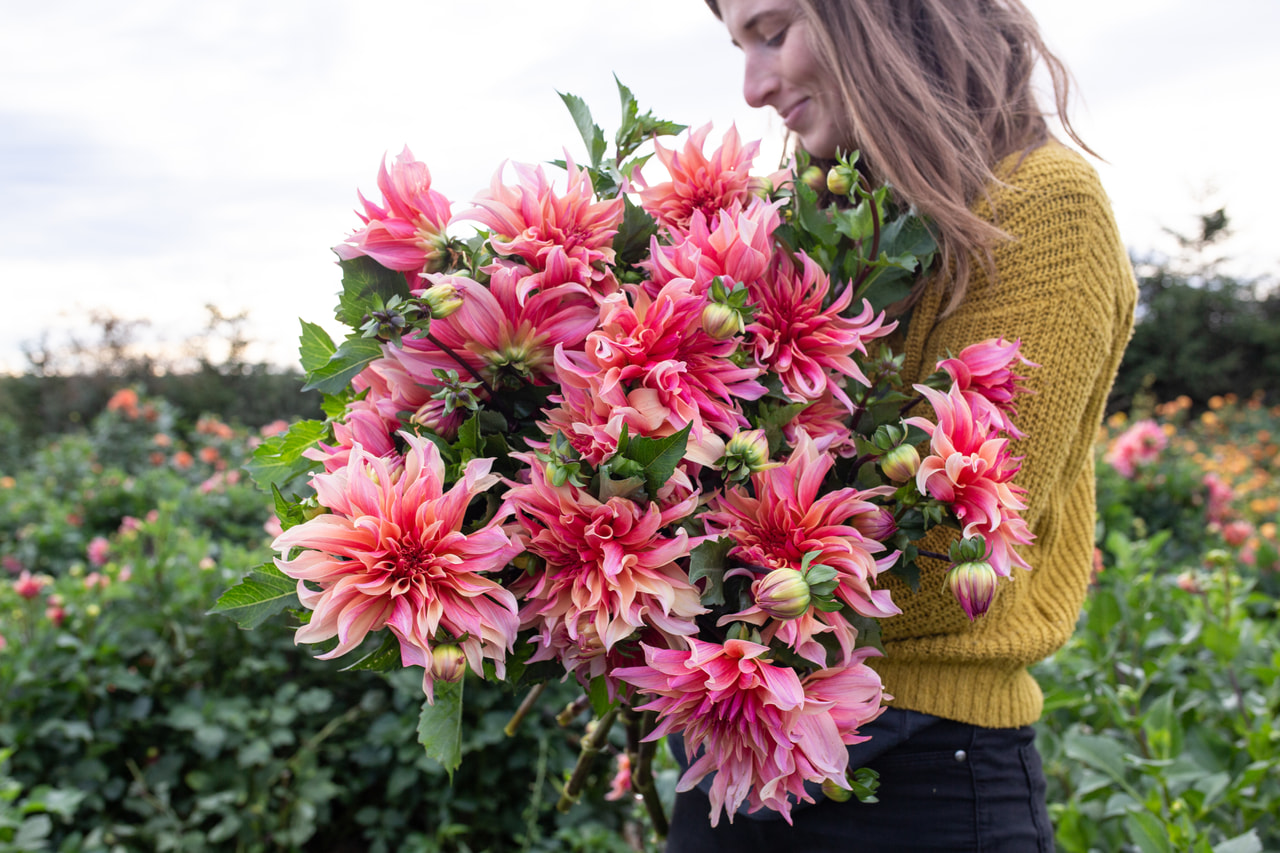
[[764, 25, 789, 48]]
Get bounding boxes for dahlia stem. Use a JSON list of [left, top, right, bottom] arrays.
[[556, 706, 619, 813], [422, 330, 514, 420], [504, 683, 547, 737], [850, 173, 883, 294], [632, 710, 668, 837], [917, 549, 951, 562]]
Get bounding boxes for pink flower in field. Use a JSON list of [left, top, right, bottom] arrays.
[[1202, 473, 1235, 524], [14, 570, 46, 600], [638, 124, 760, 234], [605, 752, 632, 802], [748, 253, 895, 412], [463, 160, 623, 292], [615, 638, 850, 825], [46, 604, 66, 627], [0, 633, 6, 652], [273, 433, 521, 701], [264, 516, 284, 539], [937, 338, 1036, 438], [3, 556, 22, 575], [84, 572, 110, 590], [118, 516, 141, 534], [260, 419, 290, 437], [907, 384, 1034, 577], [1104, 419, 1167, 479], [505, 455, 704, 683], [335, 147, 453, 274], [1221, 520, 1253, 548], [703, 433, 900, 662]]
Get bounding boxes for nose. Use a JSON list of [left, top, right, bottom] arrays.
[[742, 50, 777, 109]]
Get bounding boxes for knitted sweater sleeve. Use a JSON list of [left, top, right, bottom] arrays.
[[872, 144, 1137, 727]]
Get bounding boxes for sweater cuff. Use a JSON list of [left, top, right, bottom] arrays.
[[869, 657, 1044, 729]]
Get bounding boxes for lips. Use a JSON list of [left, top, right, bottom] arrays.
[[780, 98, 809, 131]]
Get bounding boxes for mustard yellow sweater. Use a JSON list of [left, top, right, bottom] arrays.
[[870, 142, 1137, 728]]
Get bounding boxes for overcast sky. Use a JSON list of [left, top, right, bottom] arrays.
[[2, 0, 1277, 374]]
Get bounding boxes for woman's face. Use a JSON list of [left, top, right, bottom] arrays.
[[717, 0, 845, 158]]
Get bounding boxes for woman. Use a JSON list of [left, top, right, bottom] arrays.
[[667, 1, 1137, 850]]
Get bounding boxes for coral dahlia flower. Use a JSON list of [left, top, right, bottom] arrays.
[[937, 338, 1036, 438], [273, 432, 521, 701], [615, 638, 850, 825], [334, 147, 453, 274], [749, 253, 895, 411], [638, 124, 760, 234], [906, 384, 1034, 576]]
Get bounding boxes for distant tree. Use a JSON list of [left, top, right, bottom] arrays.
[[1111, 209, 1280, 411]]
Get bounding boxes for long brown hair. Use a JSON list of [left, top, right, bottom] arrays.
[[707, 0, 1091, 314]]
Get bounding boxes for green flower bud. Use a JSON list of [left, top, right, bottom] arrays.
[[800, 165, 826, 193], [880, 443, 920, 483], [821, 777, 854, 802], [754, 567, 811, 620], [422, 282, 463, 319], [826, 165, 855, 197], [430, 643, 467, 683], [947, 560, 998, 621], [702, 301, 745, 340]]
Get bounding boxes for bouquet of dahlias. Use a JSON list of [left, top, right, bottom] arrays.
[[215, 81, 1036, 829]]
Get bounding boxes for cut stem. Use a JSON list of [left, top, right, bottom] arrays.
[[504, 683, 547, 738], [557, 707, 619, 813]]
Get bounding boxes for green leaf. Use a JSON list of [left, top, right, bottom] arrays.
[[689, 537, 731, 606], [1063, 732, 1132, 789], [619, 423, 691, 497], [588, 676, 615, 718], [335, 256, 411, 328], [1124, 810, 1174, 853], [1212, 830, 1263, 853], [302, 335, 384, 394], [558, 90, 607, 169], [298, 320, 336, 373], [418, 678, 464, 779], [209, 563, 301, 630], [245, 419, 326, 492], [341, 632, 402, 672], [1141, 691, 1182, 761], [613, 195, 658, 266]]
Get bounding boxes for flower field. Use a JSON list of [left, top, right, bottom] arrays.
[[1, 387, 1277, 852]]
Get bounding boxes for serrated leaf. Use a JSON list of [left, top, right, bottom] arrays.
[[341, 632, 402, 672], [613, 195, 658, 266], [271, 484, 308, 531], [335, 256, 411, 328], [620, 424, 691, 497], [298, 320, 336, 373], [302, 335, 383, 394], [209, 563, 300, 629], [689, 537, 731, 606], [245, 420, 327, 492], [558, 90, 607, 169], [418, 679, 464, 779]]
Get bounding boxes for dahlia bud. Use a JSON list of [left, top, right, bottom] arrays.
[[947, 559, 998, 621], [701, 301, 744, 340], [880, 443, 920, 483], [422, 282, 463, 319], [430, 643, 467, 683], [826, 164, 855, 197], [753, 567, 812, 620], [821, 777, 854, 803], [722, 429, 777, 482], [800, 165, 826, 193], [853, 506, 898, 542]]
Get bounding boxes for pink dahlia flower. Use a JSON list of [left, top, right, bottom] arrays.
[[393, 269, 600, 391], [799, 648, 888, 745], [335, 147, 453, 274], [615, 638, 850, 825], [937, 338, 1036, 438], [638, 124, 760, 234], [703, 433, 901, 644], [644, 199, 780, 296], [907, 384, 1034, 577], [305, 406, 397, 474], [749, 253, 895, 412], [14, 570, 47, 600], [87, 536, 110, 568], [462, 160, 623, 292], [273, 432, 521, 701], [505, 455, 704, 681]]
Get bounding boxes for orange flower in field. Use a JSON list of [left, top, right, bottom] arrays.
[[172, 451, 194, 470], [153, 433, 172, 448], [1208, 395, 1225, 410], [198, 446, 220, 465], [106, 388, 140, 419], [149, 451, 165, 467]]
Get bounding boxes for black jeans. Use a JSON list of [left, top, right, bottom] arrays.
[[665, 714, 1054, 852]]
